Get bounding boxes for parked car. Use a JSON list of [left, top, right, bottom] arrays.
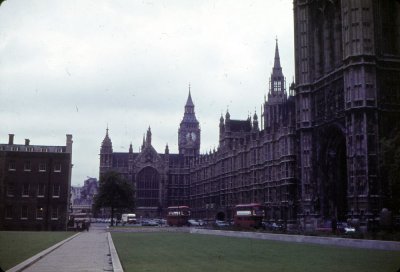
[[141, 220, 159, 226], [262, 221, 285, 231], [154, 218, 167, 226], [188, 219, 200, 226], [337, 222, 356, 234], [214, 220, 229, 228]]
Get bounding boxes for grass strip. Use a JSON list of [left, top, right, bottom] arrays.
[[112, 232, 400, 272], [0, 231, 74, 270]]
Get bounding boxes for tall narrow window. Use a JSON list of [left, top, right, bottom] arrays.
[[21, 205, 28, 219], [5, 205, 13, 219], [36, 206, 44, 219], [37, 184, 45, 197], [53, 184, 60, 197], [54, 163, 62, 172], [51, 207, 58, 220], [6, 183, 15, 197], [8, 161, 16, 171], [39, 163, 46, 172], [24, 161, 31, 171], [22, 183, 30, 197]]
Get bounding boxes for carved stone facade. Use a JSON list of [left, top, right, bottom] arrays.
[[99, 93, 199, 218], [99, 42, 297, 222], [99, 1, 400, 224], [293, 0, 400, 223]]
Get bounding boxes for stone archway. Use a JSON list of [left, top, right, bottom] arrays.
[[317, 125, 348, 221]]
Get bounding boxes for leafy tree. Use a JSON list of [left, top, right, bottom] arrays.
[[94, 171, 135, 226]]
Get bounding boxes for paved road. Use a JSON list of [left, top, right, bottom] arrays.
[[24, 224, 113, 272]]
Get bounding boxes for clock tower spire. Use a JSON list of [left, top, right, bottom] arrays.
[[178, 85, 201, 158]]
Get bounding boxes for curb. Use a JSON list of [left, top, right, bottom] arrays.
[[190, 229, 400, 251], [7, 232, 81, 272], [107, 232, 124, 272]]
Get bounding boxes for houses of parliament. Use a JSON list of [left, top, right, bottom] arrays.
[[100, 0, 400, 226]]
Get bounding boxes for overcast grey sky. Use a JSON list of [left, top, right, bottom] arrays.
[[0, 0, 294, 186]]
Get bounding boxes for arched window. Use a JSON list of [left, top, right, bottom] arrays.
[[136, 167, 160, 207]]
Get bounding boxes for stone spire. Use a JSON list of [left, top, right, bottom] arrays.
[[269, 38, 286, 95], [181, 86, 198, 124], [273, 37, 282, 72], [146, 126, 152, 146], [100, 126, 113, 154], [129, 142, 133, 153], [253, 111, 259, 131], [165, 143, 169, 154]]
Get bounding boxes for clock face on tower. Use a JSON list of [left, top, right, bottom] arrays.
[[186, 132, 197, 142]]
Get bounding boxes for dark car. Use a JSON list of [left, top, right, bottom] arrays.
[[214, 220, 229, 228], [141, 220, 159, 226], [262, 221, 285, 231], [337, 222, 356, 234]]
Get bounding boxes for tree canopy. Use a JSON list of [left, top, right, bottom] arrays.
[[94, 171, 135, 226]]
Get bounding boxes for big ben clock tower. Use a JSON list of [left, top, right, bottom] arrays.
[[178, 88, 200, 158]]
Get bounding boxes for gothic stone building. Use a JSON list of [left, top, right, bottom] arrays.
[[100, 0, 400, 225], [100, 42, 297, 222], [100, 95, 198, 217], [293, 0, 400, 224], [0, 134, 73, 231]]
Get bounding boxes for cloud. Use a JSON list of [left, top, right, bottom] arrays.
[[0, 0, 294, 185]]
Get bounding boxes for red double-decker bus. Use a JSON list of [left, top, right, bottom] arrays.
[[166, 206, 190, 226], [234, 203, 265, 228]]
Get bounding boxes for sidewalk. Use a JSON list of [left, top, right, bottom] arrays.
[[10, 225, 120, 272], [190, 228, 400, 251]]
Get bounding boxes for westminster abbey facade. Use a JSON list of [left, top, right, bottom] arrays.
[[100, 0, 400, 226]]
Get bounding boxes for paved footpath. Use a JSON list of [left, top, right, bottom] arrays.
[[22, 225, 114, 272]]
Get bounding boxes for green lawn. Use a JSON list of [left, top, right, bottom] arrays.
[[112, 232, 400, 272], [0, 231, 74, 270]]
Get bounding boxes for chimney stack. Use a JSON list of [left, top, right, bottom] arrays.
[[8, 134, 14, 145], [66, 134, 73, 154], [25, 139, 30, 146]]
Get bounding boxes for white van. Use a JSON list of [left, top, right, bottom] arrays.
[[121, 213, 137, 225]]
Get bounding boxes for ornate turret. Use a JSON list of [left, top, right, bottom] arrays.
[[165, 143, 169, 154], [129, 142, 133, 153], [264, 38, 288, 131], [181, 87, 197, 123], [253, 112, 259, 131], [178, 86, 201, 157], [225, 110, 231, 132], [99, 127, 113, 175], [146, 126, 152, 146], [219, 114, 225, 132], [100, 127, 113, 154], [141, 134, 145, 151], [269, 38, 286, 96]]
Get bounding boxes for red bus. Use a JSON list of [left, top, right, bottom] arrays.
[[234, 203, 265, 228], [166, 206, 190, 226]]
